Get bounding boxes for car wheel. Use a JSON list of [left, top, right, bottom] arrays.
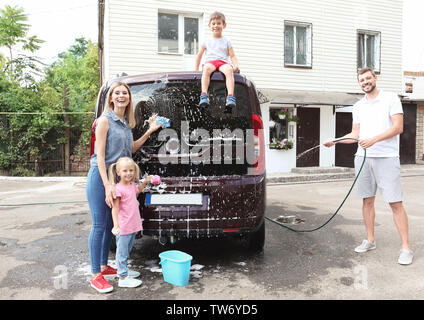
[[246, 220, 265, 252]]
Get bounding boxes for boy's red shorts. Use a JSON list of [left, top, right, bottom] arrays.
[[204, 59, 228, 70]]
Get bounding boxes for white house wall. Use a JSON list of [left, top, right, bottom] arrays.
[[104, 0, 402, 94]]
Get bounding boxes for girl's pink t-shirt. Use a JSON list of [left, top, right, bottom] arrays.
[[115, 182, 143, 235]]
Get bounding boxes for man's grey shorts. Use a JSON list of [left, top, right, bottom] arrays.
[[354, 156, 402, 203]]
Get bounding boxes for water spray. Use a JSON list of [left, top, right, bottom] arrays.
[[265, 137, 365, 232]]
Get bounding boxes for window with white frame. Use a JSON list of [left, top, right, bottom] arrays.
[[357, 30, 381, 73], [158, 12, 201, 55], [269, 108, 288, 145], [284, 21, 312, 67], [269, 107, 298, 150]]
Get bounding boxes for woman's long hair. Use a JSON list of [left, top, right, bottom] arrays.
[[102, 82, 136, 128]]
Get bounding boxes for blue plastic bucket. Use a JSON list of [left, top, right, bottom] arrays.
[[159, 250, 193, 286]]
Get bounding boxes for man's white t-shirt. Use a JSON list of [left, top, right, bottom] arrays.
[[352, 90, 403, 157]]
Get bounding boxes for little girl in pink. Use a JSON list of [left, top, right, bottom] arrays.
[[108, 157, 153, 288]]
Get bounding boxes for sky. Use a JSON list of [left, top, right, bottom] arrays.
[[0, 0, 98, 65], [0, 0, 423, 71]]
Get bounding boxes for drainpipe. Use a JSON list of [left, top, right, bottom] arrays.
[[98, 0, 105, 87]]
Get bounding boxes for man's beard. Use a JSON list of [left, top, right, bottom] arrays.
[[362, 83, 376, 94]]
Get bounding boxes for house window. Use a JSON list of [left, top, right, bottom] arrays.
[[184, 17, 198, 54], [357, 30, 381, 73], [158, 12, 200, 55], [158, 13, 178, 53], [284, 21, 312, 67]]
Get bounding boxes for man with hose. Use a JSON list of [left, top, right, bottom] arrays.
[[324, 67, 413, 265]]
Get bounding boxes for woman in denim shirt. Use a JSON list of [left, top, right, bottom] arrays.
[[87, 82, 161, 293]]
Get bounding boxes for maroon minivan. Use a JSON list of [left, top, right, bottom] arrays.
[[92, 71, 266, 251]]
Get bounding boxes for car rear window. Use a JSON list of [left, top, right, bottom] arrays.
[[129, 80, 252, 177]]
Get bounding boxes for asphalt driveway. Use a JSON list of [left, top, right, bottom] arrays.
[[1, 173, 424, 302]]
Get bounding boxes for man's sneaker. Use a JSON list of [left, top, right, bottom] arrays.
[[354, 240, 376, 253], [226, 95, 236, 107], [118, 277, 142, 288], [398, 249, 413, 265], [90, 274, 113, 293], [199, 93, 209, 107], [101, 265, 117, 277]]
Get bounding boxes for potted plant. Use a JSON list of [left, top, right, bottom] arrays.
[[269, 138, 294, 150], [280, 139, 294, 150], [287, 115, 299, 124], [276, 108, 289, 119]]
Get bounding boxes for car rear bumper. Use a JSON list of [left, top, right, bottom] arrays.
[[138, 174, 265, 238]]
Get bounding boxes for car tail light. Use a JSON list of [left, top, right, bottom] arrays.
[[90, 119, 97, 156], [251, 114, 265, 175]]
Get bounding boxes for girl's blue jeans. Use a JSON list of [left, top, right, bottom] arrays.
[[115, 233, 136, 278], [86, 166, 113, 274]]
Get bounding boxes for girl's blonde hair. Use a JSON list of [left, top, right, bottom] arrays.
[[108, 157, 140, 184], [102, 82, 136, 128]]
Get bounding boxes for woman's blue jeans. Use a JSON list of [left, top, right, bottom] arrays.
[[86, 166, 113, 274]]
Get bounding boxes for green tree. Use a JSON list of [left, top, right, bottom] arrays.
[[0, 5, 99, 176], [0, 5, 44, 83], [44, 37, 99, 161], [0, 5, 54, 174], [0, 79, 64, 174]]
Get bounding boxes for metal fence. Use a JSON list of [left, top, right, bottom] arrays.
[[0, 112, 93, 176]]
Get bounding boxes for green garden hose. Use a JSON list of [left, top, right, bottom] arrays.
[[265, 137, 365, 232], [0, 200, 88, 207]]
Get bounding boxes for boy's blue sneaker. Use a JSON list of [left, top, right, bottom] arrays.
[[199, 93, 209, 107], [226, 95, 236, 107], [224, 95, 236, 113]]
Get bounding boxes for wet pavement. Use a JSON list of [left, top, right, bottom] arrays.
[[1, 167, 424, 301]]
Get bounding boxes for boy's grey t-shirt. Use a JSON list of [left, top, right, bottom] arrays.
[[201, 37, 232, 64]]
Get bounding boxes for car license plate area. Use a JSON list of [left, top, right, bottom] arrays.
[[145, 193, 203, 206]]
